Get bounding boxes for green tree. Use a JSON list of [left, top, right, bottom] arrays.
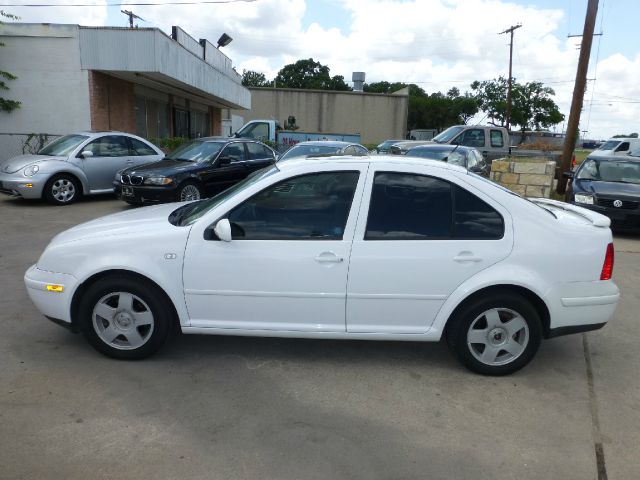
[[274, 58, 351, 91], [471, 77, 564, 135], [242, 70, 270, 87], [1, 10, 21, 113]]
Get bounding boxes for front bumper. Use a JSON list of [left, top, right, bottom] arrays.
[[114, 181, 177, 203], [0, 173, 47, 199], [24, 265, 78, 326]]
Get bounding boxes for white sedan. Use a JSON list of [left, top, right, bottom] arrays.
[[25, 156, 620, 375]]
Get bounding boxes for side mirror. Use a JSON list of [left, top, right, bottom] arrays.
[[213, 218, 232, 242], [563, 170, 575, 179], [219, 155, 232, 165], [80, 150, 93, 158]]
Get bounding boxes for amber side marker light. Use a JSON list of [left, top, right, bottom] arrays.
[[600, 243, 614, 280], [46, 284, 64, 293], [24, 183, 33, 188]]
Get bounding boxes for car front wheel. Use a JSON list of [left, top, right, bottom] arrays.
[[44, 174, 80, 205], [178, 182, 202, 202], [446, 292, 542, 375], [78, 275, 173, 359]]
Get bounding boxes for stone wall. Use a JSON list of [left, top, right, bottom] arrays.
[[490, 159, 556, 197]]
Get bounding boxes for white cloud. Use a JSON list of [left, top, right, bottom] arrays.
[[6, 0, 639, 138], [7, 1, 108, 26]]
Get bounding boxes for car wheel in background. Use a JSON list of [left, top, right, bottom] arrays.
[[446, 292, 542, 375], [177, 182, 202, 202], [44, 174, 80, 205], [78, 275, 174, 360]]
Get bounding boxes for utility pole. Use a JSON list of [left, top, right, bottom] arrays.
[[499, 24, 521, 131], [557, 0, 599, 194]]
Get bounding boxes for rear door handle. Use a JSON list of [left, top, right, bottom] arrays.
[[314, 252, 344, 263], [453, 252, 482, 263]]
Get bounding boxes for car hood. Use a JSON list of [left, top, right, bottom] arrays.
[[50, 203, 186, 246], [123, 158, 200, 176], [576, 179, 640, 196], [0, 154, 65, 173]]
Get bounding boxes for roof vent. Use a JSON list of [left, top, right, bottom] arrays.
[[352, 72, 366, 92]]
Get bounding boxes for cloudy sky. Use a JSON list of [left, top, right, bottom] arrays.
[[6, 0, 639, 139]]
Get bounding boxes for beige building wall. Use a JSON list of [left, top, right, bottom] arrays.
[[232, 87, 409, 145]]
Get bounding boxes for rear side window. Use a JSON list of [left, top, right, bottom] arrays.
[[129, 138, 157, 156], [490, 130, 504, 148], [365, 172, 504, 240], [246, 142, 274, 160]]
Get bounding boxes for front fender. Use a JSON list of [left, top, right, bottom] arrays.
[[36, 160, 90, 194], [429, 263, 552, 339]]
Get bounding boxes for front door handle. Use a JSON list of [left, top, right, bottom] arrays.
[[314, 252, 344, 263], [453, 251, 482, 263]]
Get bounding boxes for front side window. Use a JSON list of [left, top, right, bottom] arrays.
[[84, 135, 130, 157], [237, 122, 269, 141], [365, 172, 504, 240], [490, 130, 504, 147], [615, 142, 630, 152], [221, 143, 247, 163], [456, 129, 485, 148], [228, 171, 360, 240]]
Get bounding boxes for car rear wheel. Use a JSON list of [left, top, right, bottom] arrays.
[[446, 292, 542, 375], [78, 275, 173, 359], [178, 182, 202, 202], [44, 174, 80, 205]]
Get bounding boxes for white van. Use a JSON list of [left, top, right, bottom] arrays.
[[591, 137, 640, 157]]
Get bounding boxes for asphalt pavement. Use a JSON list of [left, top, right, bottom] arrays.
[[1, 194, 638, 480]]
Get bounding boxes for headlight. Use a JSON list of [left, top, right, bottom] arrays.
[[144, 176, 173, 185], [574, 193, 594, 205], [23, 164, 40, 177]]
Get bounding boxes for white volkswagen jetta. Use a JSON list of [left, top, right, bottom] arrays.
[[25, 156, 619, 375]]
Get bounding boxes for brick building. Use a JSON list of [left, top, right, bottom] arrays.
[[0, 23, 250, 160]]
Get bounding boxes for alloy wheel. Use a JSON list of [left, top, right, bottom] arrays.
[[92, 291, 155, 350]]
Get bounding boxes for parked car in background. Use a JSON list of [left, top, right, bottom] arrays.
[[27, 156, 618, 375], [430, 125, 511, 162], [278, 141, 368, 161], [390, 140, 435, 155], [114, 137, 275, 204], [0, 132, 163, 205], [405, 145, 489, 176], [375, 139, 405, 154], [589, 138, 640, 157], [566, 154, 640, 231]]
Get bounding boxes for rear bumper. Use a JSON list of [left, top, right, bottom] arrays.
[[547, 280, 619, 334]]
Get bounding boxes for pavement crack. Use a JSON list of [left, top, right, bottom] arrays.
[[583, 334, 608, 480]]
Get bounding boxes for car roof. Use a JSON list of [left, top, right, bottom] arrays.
[[289, 141, 358, 147], [276, 154, 469, 173], [408, 144, 471, 152]]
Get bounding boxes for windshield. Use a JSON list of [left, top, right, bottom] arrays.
[[279, 145, 341, 161], [577, 159, 640, 184], [167, 141, 223, 163], [597, 140, 620, 151], [38, 134, 89, 156], [432, 126, 464, 144], [169, 165, 280, 227]]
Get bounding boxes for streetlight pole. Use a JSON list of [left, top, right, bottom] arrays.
[[499, 24, 522, 131]]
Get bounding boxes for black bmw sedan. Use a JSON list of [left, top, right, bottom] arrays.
[[567, 155, 640, 231], [114, 138, 276, 204]]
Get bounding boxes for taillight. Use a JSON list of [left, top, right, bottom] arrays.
[[600, 243, 614, 280]]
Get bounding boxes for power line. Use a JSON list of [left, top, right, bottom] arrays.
[[2, 0, 255, 6]]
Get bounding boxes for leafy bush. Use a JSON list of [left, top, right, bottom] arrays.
[[149, 137, 189, 154]]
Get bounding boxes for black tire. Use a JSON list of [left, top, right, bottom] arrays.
[[78, 275, 174, 360], [177, 181, 202, 202], [43, 174, 81, 205], [446, 292, 542, 376]]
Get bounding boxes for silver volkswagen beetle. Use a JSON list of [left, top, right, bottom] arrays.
[[0, 131, 163, 205]]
